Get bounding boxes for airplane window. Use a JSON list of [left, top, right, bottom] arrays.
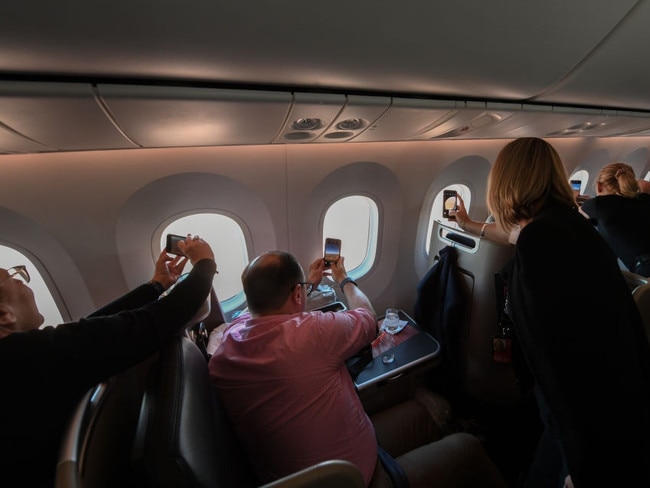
[[323, 196, 378, 278], [425, 184, 471, 256], [569, 169, 589, 194], [160, 213, 248, 311], [0, 245, 64, 326]]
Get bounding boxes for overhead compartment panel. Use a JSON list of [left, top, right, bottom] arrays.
[[0, 123, 52, 154], [353, 98, 459, 142], [98, 85, 292, 147], [0, 82, 137, 152]]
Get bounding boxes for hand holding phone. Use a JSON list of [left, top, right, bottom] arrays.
[[570, 180, 581, 194], [324, 238, 341, 268], [166, 234, 186, 256], [442, 190, 458, 219]]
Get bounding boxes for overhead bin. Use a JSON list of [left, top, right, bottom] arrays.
[[353, 98, 459, 142], [0, 81, 137, 152], [0, 124, 52, 154], [2, 81, 650, 154], [414, 101, 519, 140], [97, 85, 293, 147]]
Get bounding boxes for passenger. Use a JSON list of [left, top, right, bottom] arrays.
[[638, 178, 650, 194], [580, 162, 650, 276], [486, 138, 650, 487], [0, 235, 216, 488], [209, 251, 508, 488], [448, 194, 516, 244]]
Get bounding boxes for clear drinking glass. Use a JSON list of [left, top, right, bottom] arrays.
[[381, 308, 400, 364], [383, 308, 400, 334]]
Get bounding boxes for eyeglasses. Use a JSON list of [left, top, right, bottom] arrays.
[[0, 265, 30, 287], [295, 281, 315, 296]]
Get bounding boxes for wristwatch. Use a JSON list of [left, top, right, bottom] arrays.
[[339, 277, 358, 292]]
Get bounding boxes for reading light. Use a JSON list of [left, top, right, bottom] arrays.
[[292, 118, 321, 130], [336, 118, 365, 131]]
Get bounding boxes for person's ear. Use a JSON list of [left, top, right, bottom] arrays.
[[0, 304, 17, 328], [292, 284, 303, 306]]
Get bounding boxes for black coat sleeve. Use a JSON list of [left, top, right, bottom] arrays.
[[33, 258, 217, 387]]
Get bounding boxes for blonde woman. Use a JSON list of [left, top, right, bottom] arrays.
[[580, 162, 650, 276], [487, 138, 650, 488]]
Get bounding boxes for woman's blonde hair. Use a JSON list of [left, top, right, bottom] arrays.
[[596, 162, 639, 197], [487, 138, 575, 232]]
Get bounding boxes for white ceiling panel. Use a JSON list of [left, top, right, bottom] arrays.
[[0, 1, 649, 153], [534, 1, 650, 110]]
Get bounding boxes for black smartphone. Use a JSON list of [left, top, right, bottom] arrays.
[[165, 233, 186, 256], [570, 180, 581, 193], [442, 190, 458, 218], [324, 238, 341, 267]]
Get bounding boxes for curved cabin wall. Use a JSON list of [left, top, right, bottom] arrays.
[[0, 137, 647, 321]]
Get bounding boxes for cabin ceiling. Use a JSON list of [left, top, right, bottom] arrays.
[[2, 0, 650, 154]]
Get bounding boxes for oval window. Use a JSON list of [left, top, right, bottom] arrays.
[[159, 213, 248, 311], [0, 245, 64, 326], [425, 184, 471, 255], [323, 195, 378, 278]]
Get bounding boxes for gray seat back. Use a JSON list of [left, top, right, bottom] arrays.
[[427, 220, 519, 405]]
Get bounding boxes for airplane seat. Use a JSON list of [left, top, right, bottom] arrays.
[[56, 353, 157, 488], [185, 288, 227, 360], [57, 334, 364, 488], [621, 270, 650, 344], [423, 220, 520, 406], [130, 336, 231, 488]]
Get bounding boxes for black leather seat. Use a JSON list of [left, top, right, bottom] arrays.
[[57, 335, 364, 488]]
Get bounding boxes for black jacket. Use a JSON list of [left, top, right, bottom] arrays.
[[581, 193, 650, 275], [414, 245, 467, 398], [0, 259, 216, 487], [506, 201, 650, 487]]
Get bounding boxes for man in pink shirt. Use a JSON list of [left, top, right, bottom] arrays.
[[210, 251, 378, 483], [209, 251, 508, 488]]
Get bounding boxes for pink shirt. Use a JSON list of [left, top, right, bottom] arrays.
[[209, 308, 378, 485]]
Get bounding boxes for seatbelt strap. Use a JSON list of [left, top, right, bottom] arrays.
[[377, 445, 411, 488]]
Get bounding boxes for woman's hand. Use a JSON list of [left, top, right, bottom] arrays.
[[151, 251, 189, 289], [449, 194, 470, 230]]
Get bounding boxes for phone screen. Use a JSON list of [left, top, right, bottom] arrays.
[[442, 190, 458, 218], [570, 180, 581, 192], [324, 238, 341, 266], [166, 234, 186, 256]]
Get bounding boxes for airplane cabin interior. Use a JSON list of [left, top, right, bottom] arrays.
[[2, 1, 650, 487]]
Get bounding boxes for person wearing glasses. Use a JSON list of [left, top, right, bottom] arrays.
[[209, 251, 508, 488], [0, 236, 216, 488]]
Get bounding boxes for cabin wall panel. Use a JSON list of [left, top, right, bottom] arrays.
[[0, 137, 649, 317]]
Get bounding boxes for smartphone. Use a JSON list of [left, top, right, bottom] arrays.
[[570, 180, 581, 193], [165, 233, 186, 256], [323, 238, 341, 267], [442, 190, 458, 218]]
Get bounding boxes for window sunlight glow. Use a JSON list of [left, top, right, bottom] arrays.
[[323, 196, 378, 277], [0, 245, 64, 326]]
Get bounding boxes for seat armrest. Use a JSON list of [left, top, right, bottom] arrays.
[[259, 460, 365, 488]]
